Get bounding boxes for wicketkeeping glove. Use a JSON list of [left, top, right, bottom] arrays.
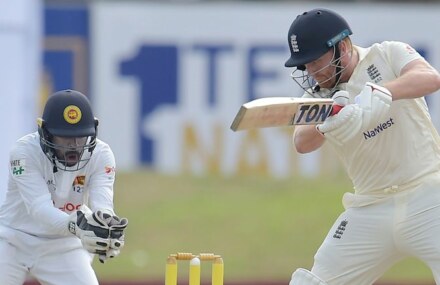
[[97, 214, 128, 263], [68, 205, 112, 255]]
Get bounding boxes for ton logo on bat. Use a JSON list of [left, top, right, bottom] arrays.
[[293, 103, 333, 125]]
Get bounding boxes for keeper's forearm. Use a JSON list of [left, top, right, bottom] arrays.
[[30, 193, 70, 236], [293, 125, 325, 154]]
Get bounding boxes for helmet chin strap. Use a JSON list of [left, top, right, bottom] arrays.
[[51, 154, 58, 173]]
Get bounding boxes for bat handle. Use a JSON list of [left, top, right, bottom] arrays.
[[331, 90, 349, 116], [330, 104, 344, 116]]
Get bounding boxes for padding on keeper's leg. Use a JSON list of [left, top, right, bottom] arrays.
[[289, 268, 328, 285]]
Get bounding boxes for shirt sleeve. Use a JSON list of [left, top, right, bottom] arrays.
[[87, 142, 116, 214], [382, 41, 423, 76], [9, 141, 70, 236]]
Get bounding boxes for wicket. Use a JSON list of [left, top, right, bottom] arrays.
[[165, 252, 224, 285]]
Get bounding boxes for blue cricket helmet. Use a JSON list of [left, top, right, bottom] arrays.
[[285, 8, 352, 69], [37, 89, 99, 172], [41, 89, 97, 137]]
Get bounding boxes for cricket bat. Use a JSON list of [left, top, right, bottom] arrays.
[[230, 97, 334, 132]]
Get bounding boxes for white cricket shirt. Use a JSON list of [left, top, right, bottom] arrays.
[[0, 132, 116, 238], [305, 41, 440, 206]]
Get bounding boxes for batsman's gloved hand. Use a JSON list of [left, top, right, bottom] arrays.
[[355, 82, 392, 129], [98, 213, 128, 264], [316, 90, 362, 146], [68, 205, 112, 255]]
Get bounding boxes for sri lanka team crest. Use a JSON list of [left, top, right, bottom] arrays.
[[73, 175, 85, 186], [63, 105, 82, 124], [72, 175, 85, 194]]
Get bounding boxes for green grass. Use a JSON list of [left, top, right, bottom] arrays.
[[93, 171, 433, 283]]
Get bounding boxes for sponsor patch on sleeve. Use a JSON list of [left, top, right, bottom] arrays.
[[104, 166, 116, 180], [405, 44, 416, 54], [105, 166, 115, 174], [10, 159, 26, 176]]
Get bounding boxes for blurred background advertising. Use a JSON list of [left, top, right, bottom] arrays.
[[3, 0, 440, 284]]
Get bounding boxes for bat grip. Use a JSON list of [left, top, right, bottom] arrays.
[[330, 104, 344, 116]]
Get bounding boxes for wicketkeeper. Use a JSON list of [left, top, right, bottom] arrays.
[[285, 8, 440, 285], [0, 90, 128, 284]]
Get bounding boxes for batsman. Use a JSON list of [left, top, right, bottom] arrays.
[[285, 8, 440, 285], [0, 90, 128, 284]]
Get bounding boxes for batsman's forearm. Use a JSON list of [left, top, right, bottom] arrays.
[[293, 125, 325, 153], [385, 59, 440, 100]]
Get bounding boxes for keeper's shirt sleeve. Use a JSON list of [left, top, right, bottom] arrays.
[[87, 143, 116, 215], [9, 143, 71, 236]]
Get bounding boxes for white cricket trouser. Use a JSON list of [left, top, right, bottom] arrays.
[[311, 173, 440, 285], [0, 229, 99, 285]]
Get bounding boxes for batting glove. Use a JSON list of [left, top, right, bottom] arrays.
[[68, 205, 112, 255], [317, 91, 363, 146], [355, 82, 392, 129]]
